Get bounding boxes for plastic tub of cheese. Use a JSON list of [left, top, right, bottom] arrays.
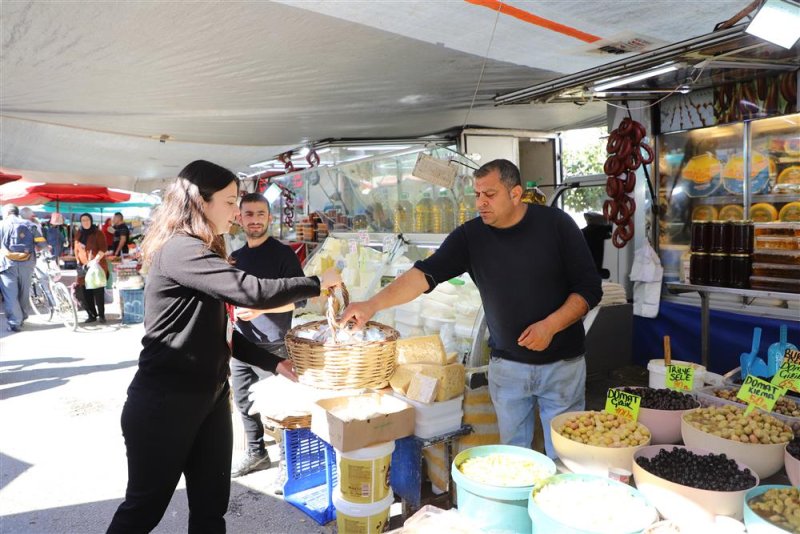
[[528, 473, 658, 534], [451, 445, 555, 534]]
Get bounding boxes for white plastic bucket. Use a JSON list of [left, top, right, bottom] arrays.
[[335, 441, 395, 504], [333, 489, 393, 534], [647, 359, 707, 391]]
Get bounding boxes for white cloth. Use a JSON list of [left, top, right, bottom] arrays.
[[599, 282, 627, 306], [629, 242, 663, 318]]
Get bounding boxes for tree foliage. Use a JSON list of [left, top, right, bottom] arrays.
[[561, 130, 608, 213]]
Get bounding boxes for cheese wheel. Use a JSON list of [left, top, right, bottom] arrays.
[[750, 203, 779, 222], [777, 166, 800, 185], [718, 204, 744, 221], [396, 335, 447, 365], [779, 202, 800, 222], [682, 153, 721, 184], [692, 205, 718, 221]]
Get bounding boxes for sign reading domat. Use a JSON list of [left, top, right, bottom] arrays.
[[413, 154, 457, 188]]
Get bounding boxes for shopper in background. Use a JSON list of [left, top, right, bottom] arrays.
[[101, 217, 115, 249], [229, 193, 305, 487], [20, 207, 43, 234], [74, 213, 108, 324], [107, 160, 340, 534], [341, 159, 602, 458], [45, 213, 68, 259], [110, 212, 130, 257], [0, 204, 44, 332]]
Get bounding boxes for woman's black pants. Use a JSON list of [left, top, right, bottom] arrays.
[[107, 380, 232, 534], [81, 286, 105, 319]]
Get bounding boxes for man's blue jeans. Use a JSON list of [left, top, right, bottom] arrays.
[[0, 260, 35, 327], [488, 354, 586, 458]]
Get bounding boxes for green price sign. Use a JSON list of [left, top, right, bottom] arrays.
[[771, 356, 800, 394], [784, 348, 800, 365], [666, 365, 694, 391], [738, 375, 786, 415], [605, 388, 641, 422]]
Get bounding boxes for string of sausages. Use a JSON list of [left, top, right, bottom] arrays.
[[603, 117, 654, 248]]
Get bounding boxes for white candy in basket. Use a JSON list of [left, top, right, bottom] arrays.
[[295, 325, 387, 344]]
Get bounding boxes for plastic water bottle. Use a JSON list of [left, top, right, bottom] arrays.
[[458, 186, 478, 225], [393, 192, 414, 234], [414, 192, 433, 233]]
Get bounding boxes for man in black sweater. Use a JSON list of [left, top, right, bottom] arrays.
[[229, 193, 305, 480], [341, 160, 602, 457]]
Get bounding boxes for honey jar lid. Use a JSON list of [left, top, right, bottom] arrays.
[[710, 253, 729, 257]]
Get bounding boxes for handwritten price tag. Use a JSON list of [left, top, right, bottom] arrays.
[[738, 375, 786, 415], [605, 389, 641, 422], [771, 352, 800, 394], [784, 348, 800, 365], [666, 365, 695, 391]]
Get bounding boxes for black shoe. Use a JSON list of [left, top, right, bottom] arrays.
[[9, 325, 21, 332], [98, 317, 107, 324], [231, 451, 270, 478], [83, 317, 97, 324]]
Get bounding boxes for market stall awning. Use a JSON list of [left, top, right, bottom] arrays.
[[0, 183, 131, 205], [0, 171, 23, 186]]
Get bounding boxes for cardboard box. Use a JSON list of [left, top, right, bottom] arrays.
[[311, 392, 415, 452]]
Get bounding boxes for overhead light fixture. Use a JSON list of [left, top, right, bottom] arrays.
[[698, 59, 799, 70], [591, 63, 681, 92], [345, 145, 411, 151], [745, 0, 800, 49]]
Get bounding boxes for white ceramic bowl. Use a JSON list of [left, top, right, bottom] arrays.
[[680, 411, 789, 479], [550, 411, 651, 476], [785, 444, 800, 487], [632, 445, 759, 523]]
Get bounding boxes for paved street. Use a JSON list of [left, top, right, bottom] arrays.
[[0, 298, 334, 534]]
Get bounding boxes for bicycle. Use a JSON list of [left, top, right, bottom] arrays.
[[29, 253, 79, 331]]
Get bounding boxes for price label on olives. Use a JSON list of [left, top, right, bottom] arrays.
[[771, 351, 800, 394], [665, 365, 694, 391], [783, 348, 800, 365], [738, 375, 787, 416], [605, 389, 641, 422]]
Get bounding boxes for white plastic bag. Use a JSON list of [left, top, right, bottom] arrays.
[[629, 242, 663, 318], [85, 259, 107, 290]]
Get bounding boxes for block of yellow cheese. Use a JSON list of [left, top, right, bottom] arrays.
[[396, 335, 447, 365], [389, 363, 465, 402], [406, 373, 439, 404]]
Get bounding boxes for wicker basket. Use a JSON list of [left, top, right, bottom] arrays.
[[286, 320, 399, 389]]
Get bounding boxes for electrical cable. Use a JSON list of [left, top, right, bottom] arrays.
[[462, 1, 503, 129]]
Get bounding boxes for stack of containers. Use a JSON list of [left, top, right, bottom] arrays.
[[332, 441, 395, 534], [689, 220, 754, 288], [750, 222, 800, 293]]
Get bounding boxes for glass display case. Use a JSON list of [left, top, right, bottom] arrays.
[[657, 113, 800, 282], [266, 145, 479, 241]]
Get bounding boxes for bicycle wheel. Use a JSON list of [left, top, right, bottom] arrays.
[[29, 280, 53, 320], [52, 282, 78, 331]]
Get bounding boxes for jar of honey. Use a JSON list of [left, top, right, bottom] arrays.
[[710, 221, 733, 253], [729, 254, 751, 289], [691, 221, 712, 252], [690, 252, 710, 285], [709, 253, 730, 286], [730, 220, 753, 254]]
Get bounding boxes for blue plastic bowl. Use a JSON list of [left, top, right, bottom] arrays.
[[528, 473, 658, 534], [743, 485, 798, 534], [452, 445, 556, 534]]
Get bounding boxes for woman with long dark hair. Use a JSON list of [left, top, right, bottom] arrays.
[[107, 160, 340, 533], [74, 212, 108, 323]]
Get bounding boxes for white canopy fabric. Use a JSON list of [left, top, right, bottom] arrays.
[[0, 0, 748, 186]]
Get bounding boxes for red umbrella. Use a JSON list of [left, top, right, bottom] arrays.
[[0, 183, 131, 205], [0, 172, 23, 186]]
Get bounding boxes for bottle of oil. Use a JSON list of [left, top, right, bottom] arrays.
[[414, 192, 433, 233], [521, 180, 547, 205], [393, 192, 414, 234], [458, 186, 478, 225], [433, 190, 456, 233]]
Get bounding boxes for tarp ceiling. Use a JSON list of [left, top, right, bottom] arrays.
[[0, 0, 751, 188]]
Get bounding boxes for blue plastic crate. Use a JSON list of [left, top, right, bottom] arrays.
[[119, 289, 144, 324], [282, 427, 337, 525]]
